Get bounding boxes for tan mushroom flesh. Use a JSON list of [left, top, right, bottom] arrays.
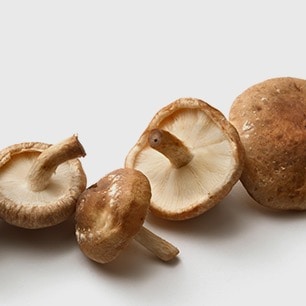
[[0, 135, 87, 229], [229, 77, 306, 210], [125, 98, 244, 220], [75, 168, 179, 264]]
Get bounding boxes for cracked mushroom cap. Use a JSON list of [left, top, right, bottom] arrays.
[[125, 97, 244, 220], [0, 135, 87, 229], [75, 168, 151, 264], [229, 77, 306, 210]]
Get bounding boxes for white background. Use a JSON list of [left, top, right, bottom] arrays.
[[1, 1, 306, 305]]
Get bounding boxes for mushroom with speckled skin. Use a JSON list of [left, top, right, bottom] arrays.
[[125, 97, 245, 220], [75, 168, 179, 264], [229, 77, 306, 210], [0, 135, 87, 229]]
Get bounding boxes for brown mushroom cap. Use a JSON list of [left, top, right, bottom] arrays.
[[75, 168, 151, 264], [125, 97, 244, 220], [0, 136, 87, 228], [229, 77, 306, 210]]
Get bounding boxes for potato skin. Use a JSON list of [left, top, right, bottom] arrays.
[[229, 77, 306, 210]]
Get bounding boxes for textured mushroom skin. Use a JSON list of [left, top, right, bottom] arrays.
[[75, 168, 151, 264], [229, 77, 306, 210]]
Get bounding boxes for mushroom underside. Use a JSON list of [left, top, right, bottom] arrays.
[[0, 151, 86, 228], [130, 108, 240, 218]]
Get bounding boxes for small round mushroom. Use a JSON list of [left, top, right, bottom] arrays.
[[0, 134, 87, 228], [75, 168, 179, 264], [229, 77, 306, 210], [125, 97, 244, 220]]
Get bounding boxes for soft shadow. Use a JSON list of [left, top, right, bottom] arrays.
[[146, 190, 245, 241], [86, 239, 180, 279], [146, 182, 306, 241], [0, 215, 77, 255], [233, 182, 306, 222]]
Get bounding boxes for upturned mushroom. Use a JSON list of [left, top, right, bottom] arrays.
[[229, 77, 306, 210], [0, 134, 87, 229], [125, 97, 244, 220], [75, 168, 179, 264]]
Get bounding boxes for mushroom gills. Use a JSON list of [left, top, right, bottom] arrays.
[[0, 135, 87, 228], [135, 109, 237, 212], [0, 152, 76, 205]]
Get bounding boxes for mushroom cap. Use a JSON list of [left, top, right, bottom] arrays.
[[229, 77, 306, 210], [125, 97, 244, 220], [75, 168, 151, 264], [0, 142, 87, 228]]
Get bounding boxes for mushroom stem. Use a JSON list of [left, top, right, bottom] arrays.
[[27, 134, 86, 192], [149, 129, 193, 168], [134, 226, 179, 261]]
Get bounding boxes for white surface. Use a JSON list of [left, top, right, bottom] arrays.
[[1, 1, 306, 305]]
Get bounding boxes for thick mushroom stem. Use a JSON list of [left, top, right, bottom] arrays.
[[149, 129, 193, 168], [134, 226, 179, 261], [27, 135, 86, 192]]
